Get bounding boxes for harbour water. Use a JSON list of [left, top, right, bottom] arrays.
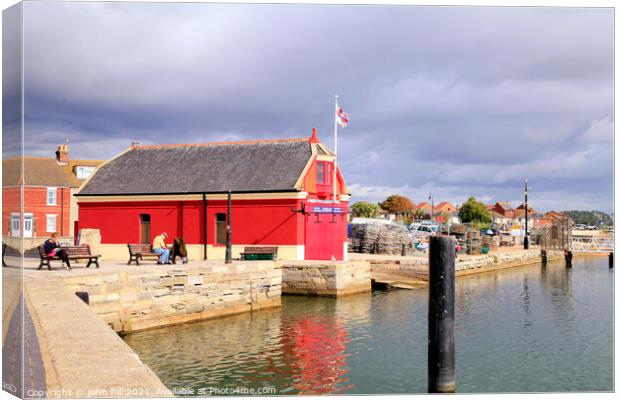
[[124, 257, 613, 394]]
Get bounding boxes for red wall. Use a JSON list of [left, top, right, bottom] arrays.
[[77, 198, 305, 246], [75, 157, 350, 260], [304, 201, 348, 260], [2, 187, 20, 236], [2, 186, 71, 237]]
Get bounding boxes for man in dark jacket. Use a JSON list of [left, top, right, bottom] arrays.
[[171, 237, 188, 264], [41, 233, 71, 270]]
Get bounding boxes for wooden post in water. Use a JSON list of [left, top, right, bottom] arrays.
[[609, 252, 613, 268], [564, 249, 572, 267], [540, 249, 547, 265], [428, 236, 456, 393]]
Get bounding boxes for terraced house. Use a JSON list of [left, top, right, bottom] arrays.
[[2, 144, 102, 248], [75, 129, 350, 261]]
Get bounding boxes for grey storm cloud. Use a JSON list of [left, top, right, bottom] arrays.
[[6, 2, 614, 212]]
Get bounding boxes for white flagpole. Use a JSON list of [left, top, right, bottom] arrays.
[[333, 95, 339, 202]]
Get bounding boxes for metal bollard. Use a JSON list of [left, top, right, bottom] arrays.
[[428, 236, 456, 393], [540, 249, 547, 265]]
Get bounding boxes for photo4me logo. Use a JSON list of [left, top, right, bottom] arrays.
[[170, 386, 278, 396]]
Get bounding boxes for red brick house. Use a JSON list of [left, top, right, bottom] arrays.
[[492, 202, 516, 219], [2, 144, 102, 240], [75, 130, 350, 261]]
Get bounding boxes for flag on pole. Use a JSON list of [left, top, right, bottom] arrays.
[[336, 106, 350, 128]]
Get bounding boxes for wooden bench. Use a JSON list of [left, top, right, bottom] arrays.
[[240, 246, 278, 261], [37, 245, 101, 270], [127, 244, 160, 265]]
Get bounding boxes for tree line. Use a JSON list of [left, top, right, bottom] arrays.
[[351, 195, 491, 226], [562, 210, 613, 226]]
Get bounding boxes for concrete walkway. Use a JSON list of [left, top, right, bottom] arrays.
[[22, 273, 172, 398], [2, 295, 47, 399]]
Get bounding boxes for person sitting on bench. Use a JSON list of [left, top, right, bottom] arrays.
[[152, 232, 171, 264], [171, 237, 188, 264], [43, 232, 71, 270]]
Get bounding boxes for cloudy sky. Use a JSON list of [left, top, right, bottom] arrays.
[[6, 2, 614, 212]]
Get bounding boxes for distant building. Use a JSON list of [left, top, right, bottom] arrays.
[[377, 209, 397, 221], [516, 203, 535, 213], [415, 202, 432, 219], [492, 202, 516, 218], [2, 144, 103, 239], [76, 130, 350, 261], [542, 211, 571, 227], [491, 211, 512, 229], [434, 210, 460, 225], [514, 209, 545, 228], [435, 201, 458, 214]]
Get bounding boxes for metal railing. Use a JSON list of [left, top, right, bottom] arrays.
[[570, 236, 614, 253]]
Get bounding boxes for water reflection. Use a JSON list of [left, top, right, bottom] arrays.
[[520, 278, 532, 329], [542, 262, 575, 326], [124, 295, 368, 395], [281, 318, 351, 394], [125, 258, 612, 394]]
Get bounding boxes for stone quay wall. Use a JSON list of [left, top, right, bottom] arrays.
[[281, 261, 371, 297], [367, 249, 566, 281], [368, 258, 427, 281], [3, 236, 74, 253], [62, 262, 282, 333], [454, 249, 565, 276]]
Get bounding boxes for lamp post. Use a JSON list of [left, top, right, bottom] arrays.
[[225, 189, 232, 264], [429, 193, 434, 222], [524, 177, 529, 250]]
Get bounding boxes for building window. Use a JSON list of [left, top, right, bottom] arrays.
[[215, 213, 227, 245], [317, 161, 325, 183], [24, 217, 32, 232], [76, 166, 96, 179], [46, 215, 57, 233], [47, 187, 57, 205], [316, 161, 333, 185], [11, 215, 19, 232], [325, 162, 332, 184]]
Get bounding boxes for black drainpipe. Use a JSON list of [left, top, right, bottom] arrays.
[[203, 193, 208, 260]]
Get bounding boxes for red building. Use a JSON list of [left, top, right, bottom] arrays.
[[76, 130, 350, 261], [2, 144, 102, 241], [492, 201, 516, 219]]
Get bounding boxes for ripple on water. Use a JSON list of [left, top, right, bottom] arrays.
[[124, 258, 612, 394]]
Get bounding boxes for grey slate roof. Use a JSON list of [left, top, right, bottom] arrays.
[[78, 139, 313, 195]]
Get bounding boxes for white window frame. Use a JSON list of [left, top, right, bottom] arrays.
[[11, 213, 20, 233], [76, 166, 96, 179], [46, 214, 57, 233], [47, 187, 57, 205]]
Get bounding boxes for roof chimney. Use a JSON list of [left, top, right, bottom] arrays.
[[55, 143, 69, 165], [309, 127, 319, 143]]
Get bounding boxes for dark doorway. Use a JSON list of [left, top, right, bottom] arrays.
[[140, 214, 151, 244], [216, 213, 227, 245]]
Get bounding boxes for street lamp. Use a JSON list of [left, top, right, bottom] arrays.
[[429, 193, 434, 222]]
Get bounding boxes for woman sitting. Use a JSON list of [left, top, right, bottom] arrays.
[[42, 233, 71, 270]]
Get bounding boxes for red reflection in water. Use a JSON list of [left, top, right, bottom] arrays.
[[281, 318, 353, 394]]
